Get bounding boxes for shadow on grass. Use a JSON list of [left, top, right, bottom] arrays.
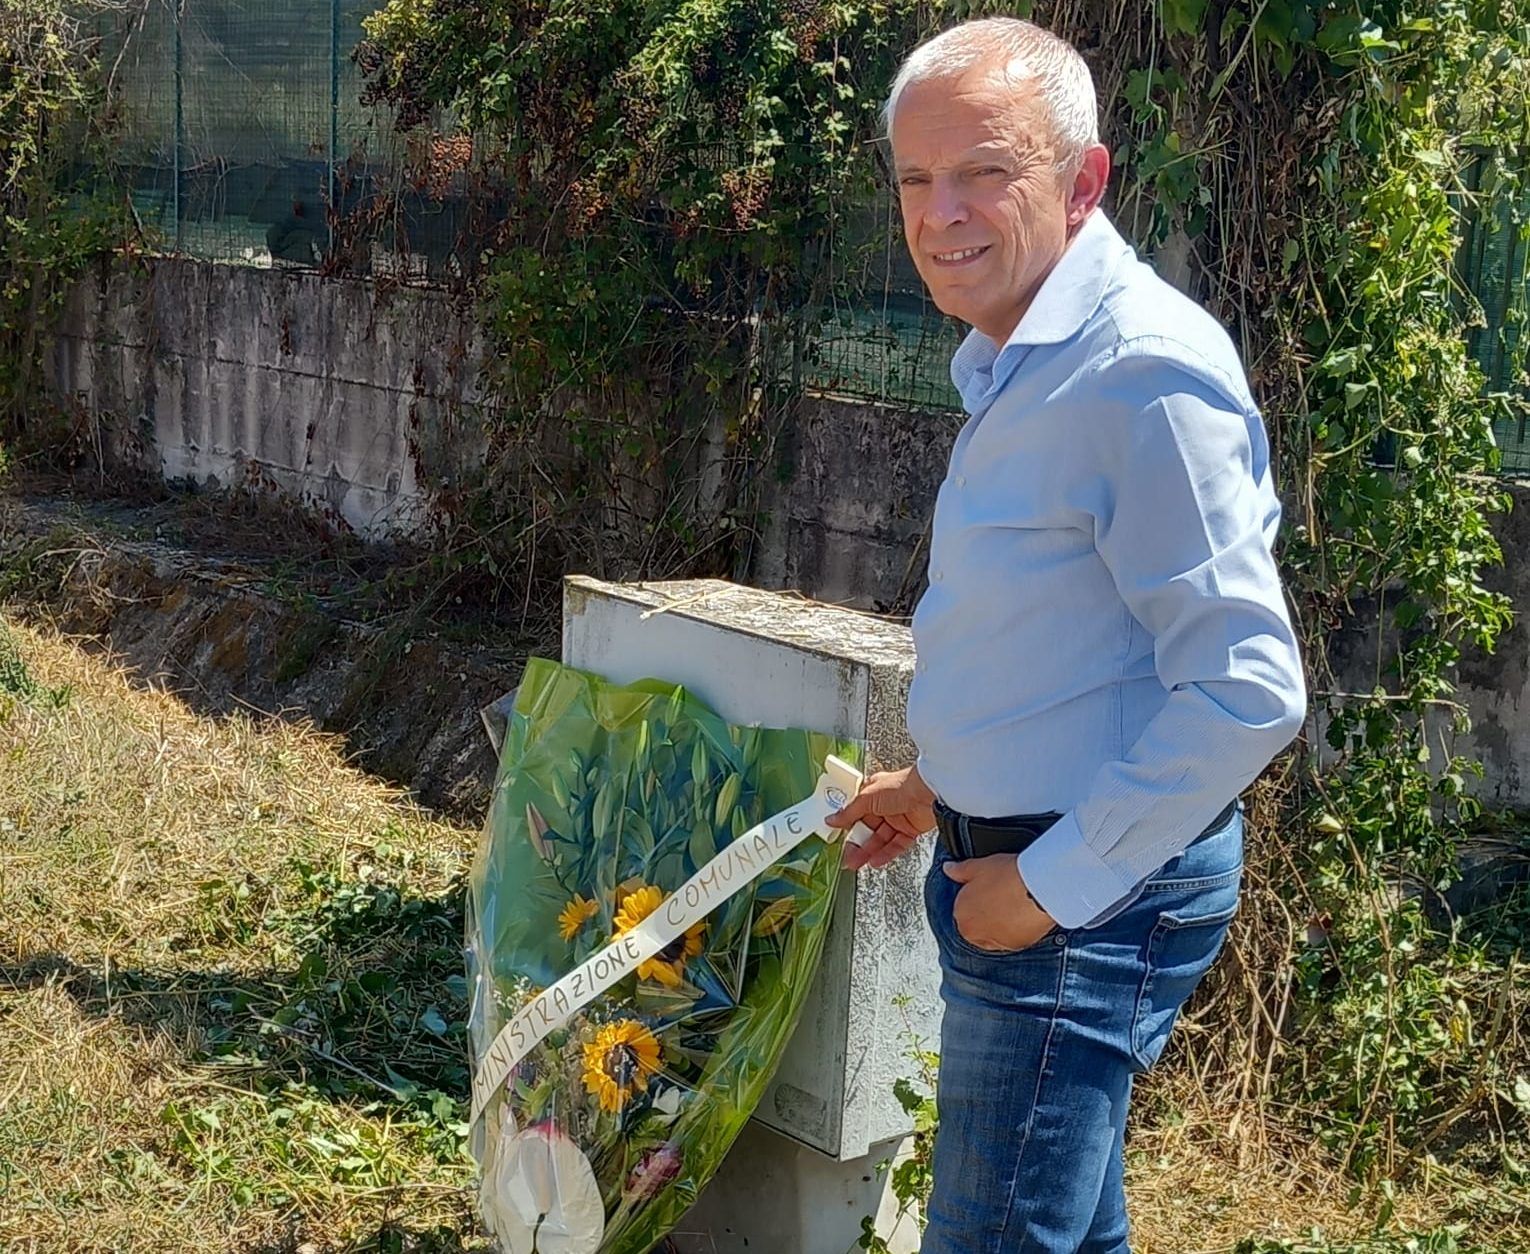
[[240, 1227, 680, 1254], [1, 871, 472, 1117], [240, 1225, 486, 1254], [2, 865, 691, 1254], [1, 868, 493, 1247]]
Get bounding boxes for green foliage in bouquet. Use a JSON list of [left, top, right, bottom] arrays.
[[466, 657, 861, 1254]]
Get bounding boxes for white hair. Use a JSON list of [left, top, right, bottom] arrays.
[[884, 18, 1100, 172]]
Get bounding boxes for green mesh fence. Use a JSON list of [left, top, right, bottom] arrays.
[[92, 4, 965, 412], [801, 299, 964, 411], [96, 0, 474, 277], [1459, 159, 1530, 474], [86, 14, 1530, 435], [798, 187, 965, 412]]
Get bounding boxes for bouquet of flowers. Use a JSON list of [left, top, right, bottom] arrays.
[[466, 657, 862, 1254]]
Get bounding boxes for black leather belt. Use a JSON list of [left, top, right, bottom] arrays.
[[935, 798, 1239, 861]]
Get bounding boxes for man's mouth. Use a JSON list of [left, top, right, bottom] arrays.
[[930, 245, 990, 266]]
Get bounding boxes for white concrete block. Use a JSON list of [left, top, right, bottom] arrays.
[[561, 575, 937, 1253], [666, 1123, 922, 1254]]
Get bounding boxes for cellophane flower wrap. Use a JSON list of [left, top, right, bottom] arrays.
[[466, 658, 860, 1254]]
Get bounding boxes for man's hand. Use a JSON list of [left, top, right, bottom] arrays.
[[942, 855, 1057, 952], [826, 766, 937, 870]]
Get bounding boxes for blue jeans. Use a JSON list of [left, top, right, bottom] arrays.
[[920, 809, 1243, 1254]]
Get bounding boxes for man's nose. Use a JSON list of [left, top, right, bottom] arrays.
[[925, 178, 970, 230]]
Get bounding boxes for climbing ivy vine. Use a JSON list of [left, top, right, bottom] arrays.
[[0, 0, 133, 449], [1260, 6, 1528, 1173], [356, 0, 923, 585], [1122, 0, 1530, 1175]]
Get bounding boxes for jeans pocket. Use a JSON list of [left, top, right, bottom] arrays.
[[925, 848, 1062, 964], [1130, 898, 1239, 1070]]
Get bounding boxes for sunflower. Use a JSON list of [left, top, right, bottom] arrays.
[[557, 893, 598, 941], [581, 1020, 661, 1113], [612, 884, 705, 988]]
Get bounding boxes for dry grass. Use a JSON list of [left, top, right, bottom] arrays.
[[1124, 1093, 1528, 1253], [1, 615, 1524, 1253], [0, 614, 481, 1252]]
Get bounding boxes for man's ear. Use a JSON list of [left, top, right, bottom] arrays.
[[1066, 144, 1111, 229]]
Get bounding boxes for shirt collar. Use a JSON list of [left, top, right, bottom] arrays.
[[1005, 209, 1127, 348], [950, 210, 1131, 410]]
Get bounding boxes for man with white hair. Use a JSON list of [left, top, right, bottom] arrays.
[[828, 18, 1306, 1252]]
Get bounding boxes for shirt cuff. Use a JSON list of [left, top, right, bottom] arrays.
[[1017, 812, 1136, 929]]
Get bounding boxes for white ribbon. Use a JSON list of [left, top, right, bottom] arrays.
[[470, 755, 867, 1128]]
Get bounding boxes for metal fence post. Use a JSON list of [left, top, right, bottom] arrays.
[[330, 0, 340, 258], [173, 0, 184, 250]]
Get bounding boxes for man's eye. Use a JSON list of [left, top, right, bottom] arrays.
[[974, 166, 1006, 177], [898, 175, 929, 188]]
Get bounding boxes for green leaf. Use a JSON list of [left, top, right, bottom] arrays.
[[592, 781, 616, 841], [714, 773, 743, 831], [1358, 22, 1401, 53], [892, 1077, 926, 1115], [751, 896, 796, 937], [689, 821, 716, 869], [1316, 14, 1364, 54], [1321, 347, 1360, 378], [357, 970, 393, 994], [1162, 0, 1209, 38], [626, 809, 656, 857]]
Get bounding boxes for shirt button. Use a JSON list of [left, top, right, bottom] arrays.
[[956, 475, 967, 488], [932, 570, 944, 582]]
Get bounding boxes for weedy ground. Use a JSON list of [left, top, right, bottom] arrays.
[[1, 614, 1525, 1253]]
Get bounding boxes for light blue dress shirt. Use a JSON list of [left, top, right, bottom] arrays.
[[906, 210, 1306, 930]]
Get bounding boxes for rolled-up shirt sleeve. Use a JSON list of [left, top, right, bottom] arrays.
[[1017, 351, 1307, 929]]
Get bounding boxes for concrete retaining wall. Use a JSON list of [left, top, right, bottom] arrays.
[[752, 394, 962, 613], [52, 257, 957, 610], [54, 260, 485, 539], [1460, 490, 1530, 807], [47, 257, 1530, 810]]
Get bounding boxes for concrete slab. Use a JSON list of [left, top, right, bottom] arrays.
[[561, 575, 934, 1253]]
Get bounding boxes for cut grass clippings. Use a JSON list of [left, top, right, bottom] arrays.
[[1, 614, 1525, 1253]]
